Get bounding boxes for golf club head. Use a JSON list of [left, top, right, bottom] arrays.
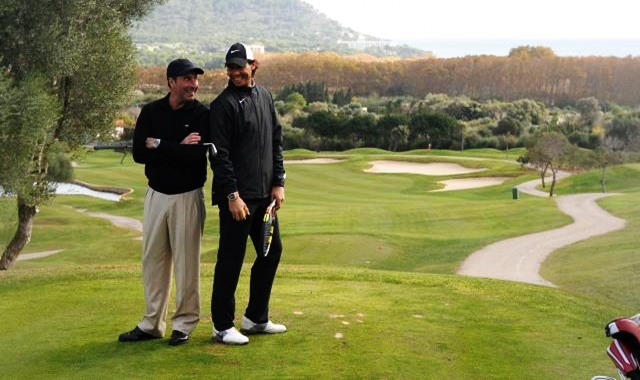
[[203, 143, 217, 157]]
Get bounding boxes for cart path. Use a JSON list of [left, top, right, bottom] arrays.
[[17, 209, 142, 262], [17, 250, 64, 262], [77, 208, 143, 233], [457, 175, 627, 287]]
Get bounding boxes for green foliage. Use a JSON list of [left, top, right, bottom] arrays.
[[281, 124, 308, 150], [609, 112, 640, 151], [409, 111, 461, 149], [277, 92, 640, 164], [332, 88, 353, 107], [509, 45, 557, 59], [575, 96, 602, 126], [294, 110, 346, 143], [528, 132, 574, 167], [278, 92, 306, 116], [503, 98, 547, 126], [442, 97, 487, 120], [277, 81, 328, 103], [0, 0, 159, 147], [46, 143, 74, 183], [285, 92, 306, 107], [0, 0, 162, 262], [493, 116, 522, 137], [0, 73, 59, 205]]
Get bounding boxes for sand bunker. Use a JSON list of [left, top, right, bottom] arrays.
[[364, 160, 511, 192], [365, 160, 485, 176], [432, 177, 511, 192]]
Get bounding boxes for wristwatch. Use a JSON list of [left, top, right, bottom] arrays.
[[227, 192, 238, 202], [153, 139, 161, 148]]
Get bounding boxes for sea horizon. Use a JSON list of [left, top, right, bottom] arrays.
[[396, 38, 640, 58]]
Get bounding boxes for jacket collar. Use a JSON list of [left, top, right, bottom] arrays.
[[160, 92, 198, 110], [227, 80, 256, 94]]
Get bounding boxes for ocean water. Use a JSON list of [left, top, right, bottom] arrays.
[[397, 38, 640, 58]]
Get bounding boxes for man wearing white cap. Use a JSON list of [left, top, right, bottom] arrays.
[[209, 43, 287, 345]]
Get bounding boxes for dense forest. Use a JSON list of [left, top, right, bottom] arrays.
[[127, 46, 640, 168], [137, 47, 640, 106]]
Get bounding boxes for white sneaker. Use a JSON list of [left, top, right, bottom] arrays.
[[241, 316, 287, 335], [213, 327, 249, 345]]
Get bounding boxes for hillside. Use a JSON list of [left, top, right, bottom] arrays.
[[130, 0, 427, 66]]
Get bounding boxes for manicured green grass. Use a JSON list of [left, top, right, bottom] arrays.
[[0, 149, 636, 379], [0, 266, 618, 379]]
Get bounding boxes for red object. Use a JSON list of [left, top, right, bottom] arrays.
[[605, 317, 640, 378]]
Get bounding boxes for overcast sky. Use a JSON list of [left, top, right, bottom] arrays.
[[302, 0, 640, 40]]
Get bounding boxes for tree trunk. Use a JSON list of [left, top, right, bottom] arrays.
[[549, 168, 558, 197], [0, 196, 38, 270], [600, 165, 607, 193], [538, 163, 548, 188]]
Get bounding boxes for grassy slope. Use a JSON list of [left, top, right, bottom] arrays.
[[0, 150, 635, 378], [543, 163, 640, 312]]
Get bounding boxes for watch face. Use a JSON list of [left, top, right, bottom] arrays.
[[227, 193, 236, 201]]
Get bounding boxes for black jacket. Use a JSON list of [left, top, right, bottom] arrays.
[[209, 81, 285, 204], [132, 94, 209, 194]]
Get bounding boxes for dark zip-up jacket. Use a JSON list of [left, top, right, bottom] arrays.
[[132, 93, 209, 194], [209, 81, 285, 205]]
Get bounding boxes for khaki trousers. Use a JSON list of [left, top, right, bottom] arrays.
[[138, 187, 205, 336]]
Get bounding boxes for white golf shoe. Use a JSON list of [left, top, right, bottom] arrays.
[[241, 316, 287, 335], [213, 327, 249, 345]]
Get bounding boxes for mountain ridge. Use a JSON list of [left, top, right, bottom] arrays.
[[130, 0, 427, 66]]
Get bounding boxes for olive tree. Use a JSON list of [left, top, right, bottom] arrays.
[[0, 0, 163, 269], [526, 132, 574, 197]]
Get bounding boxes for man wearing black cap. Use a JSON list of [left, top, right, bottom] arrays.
[[118, 58, 210, 346], [209, 43, 287, 345]]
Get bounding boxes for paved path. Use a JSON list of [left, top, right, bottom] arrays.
[[457, 174, 627, 287], [18, 209, 142, 262], [17, 250, 64, 262], [79, 209, 142, 233]]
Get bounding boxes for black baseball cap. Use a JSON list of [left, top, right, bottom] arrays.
[[166, 58, 204, 78], [225, 43, 255, 67]]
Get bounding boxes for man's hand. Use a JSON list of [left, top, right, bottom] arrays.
[[271, 186, 285, 210], [181, 132, 201, 145], [229, 192, 250, 221], [145, 137, 159, 149]]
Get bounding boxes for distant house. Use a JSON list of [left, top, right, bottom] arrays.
[[337, 35, 397, 50], [247, 44, 265, 55]]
